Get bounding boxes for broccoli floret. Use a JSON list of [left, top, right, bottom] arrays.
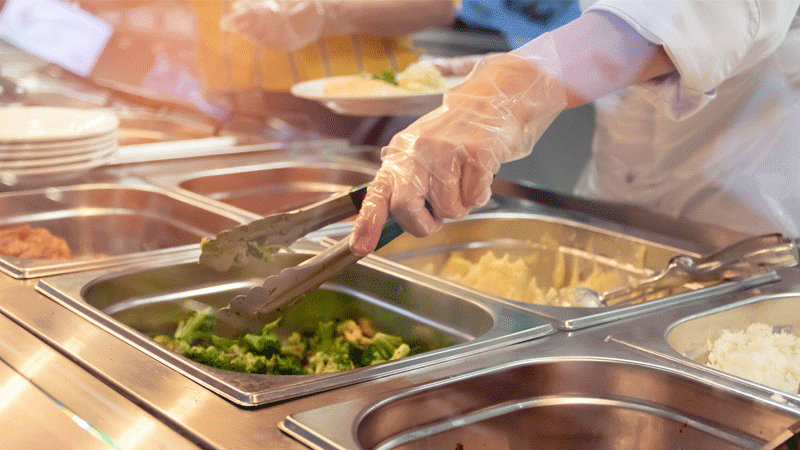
[[307, 323, 355, 374], [185, 345, 226, 368], [153, 335, 190, 355], [259, 316, 282, 335], [308, 348, 354, 374], [198, 346, 223, 367], [174, 307, 214, 345], [228, 352, 269, 373], [210, 344, 249, 371], [309, 320, 338, 348], [281, 332, 307, 359], [211, 334, 238, 350], [156, 307, 414, 375], [361, 333, 408, 366], [273, 354, 308, 375], [243, 332, 282, 356]]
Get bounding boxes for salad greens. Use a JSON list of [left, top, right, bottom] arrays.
[[153, 307, 412, 375]]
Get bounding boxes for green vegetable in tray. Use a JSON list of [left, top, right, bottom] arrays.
[[153, 307, 413, 375]]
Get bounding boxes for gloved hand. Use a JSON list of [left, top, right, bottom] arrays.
[[220, 0, 348, 51], [220, 0, 455, 52], [350, 33, 568, 256]]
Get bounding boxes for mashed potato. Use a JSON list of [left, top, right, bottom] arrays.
[[323, 63, 446, 96], [396, 63, 447, 92], [706, 323, 800, 394], [421, 235, 644, 307]]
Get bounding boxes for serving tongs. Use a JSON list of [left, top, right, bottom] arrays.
[[200, 182, 405, 337], [199, 182, 375, 272], [569, 233, 799, 308]]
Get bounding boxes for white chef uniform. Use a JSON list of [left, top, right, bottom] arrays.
[[574, 0, 800, 237]]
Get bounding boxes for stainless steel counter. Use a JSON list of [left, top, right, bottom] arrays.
[[0, 270, 541, 449], [5, 265, 800, 449], [1, 146, 798, 449], [0, 280, 200, 449]]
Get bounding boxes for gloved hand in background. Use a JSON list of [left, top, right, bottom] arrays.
[[350, 11, 676, 256], [220, 0, 455, 51]]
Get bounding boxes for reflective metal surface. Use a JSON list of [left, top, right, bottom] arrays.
[[0, 302, 199, 450], [322, 212, 780, 330], [280, 272, 800, 450], [284, 358, 800, 450], [669, 292, 800, 365], [0, 181, 251, 278], [602, 269, 800, 408], [2, 144, 800, 449], [114, 110, 222, 146], [146, 160, 378, 216], [36, 248, 553, 406]]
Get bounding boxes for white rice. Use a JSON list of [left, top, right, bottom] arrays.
[[706, 323, 800, 394]]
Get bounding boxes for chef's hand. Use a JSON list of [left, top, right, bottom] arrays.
[[350, 33, 568, 256], [220, 0, 454, 51]]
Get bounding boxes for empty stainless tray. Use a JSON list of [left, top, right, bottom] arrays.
[[147, 160, 377, 217], [36, 250, 553, 407], [0, 181, 250, 278], [282, 358, 800, 449]]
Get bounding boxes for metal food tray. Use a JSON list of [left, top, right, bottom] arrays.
[[0, 181, 251, 278], [607, 270, 800, 407], [145, 160, 379, 217], [320, 211, 781, 330], [281, 340, 800, 450], [36, 249, 554, 407]]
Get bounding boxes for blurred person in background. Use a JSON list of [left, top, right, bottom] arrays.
[[79, 0, 457, 143], [188, 0, 456, 142], [351, 0, 800, 255]]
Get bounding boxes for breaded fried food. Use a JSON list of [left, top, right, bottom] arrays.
[[0, 224, 72, 260]]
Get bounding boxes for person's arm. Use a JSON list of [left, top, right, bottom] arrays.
[[430, 10, 674, 104], [550, 10, 675, 108], [331, 0, 455, 38], [349, 11, 676, 255], [221, 0, 455, 51]]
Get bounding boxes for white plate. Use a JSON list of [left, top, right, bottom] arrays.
[[0, 143, 117, 169], [0, 133, 118, 159], [290, 76, 464, 117], [0, 107, 119, 143], [0, 151, 115, 187]]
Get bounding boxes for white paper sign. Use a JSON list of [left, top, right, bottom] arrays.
[[0, 0, 113, 77]]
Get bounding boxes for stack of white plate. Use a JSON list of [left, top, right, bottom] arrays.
[[0, 106, 119, 186]]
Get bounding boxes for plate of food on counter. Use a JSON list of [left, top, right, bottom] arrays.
[[290, 62, 464, 116]]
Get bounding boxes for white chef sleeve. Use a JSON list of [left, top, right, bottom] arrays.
[[585, 0, 800, 115]]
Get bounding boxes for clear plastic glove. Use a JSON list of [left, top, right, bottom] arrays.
[[220, 0, 346, 51], [220, 0, 455, 52], [350, 33, 568, 256]]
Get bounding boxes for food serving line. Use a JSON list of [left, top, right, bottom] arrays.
[[3, 138, 800, 449], [3, 55, 800, 448]]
